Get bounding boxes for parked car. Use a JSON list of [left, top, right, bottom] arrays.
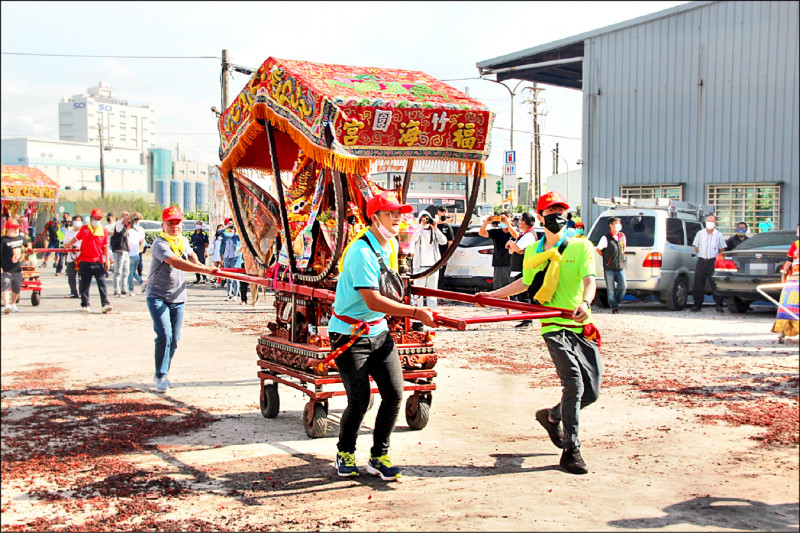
[[587, 197, 713, 310], [712, 230, 796, 313], [441, 225, 544, 294]]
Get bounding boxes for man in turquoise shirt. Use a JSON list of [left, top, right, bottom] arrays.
[[477, 191, 601, 475], [330, 192, 436, 482]]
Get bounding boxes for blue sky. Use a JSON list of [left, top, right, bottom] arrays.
[[1, 1, 687, 181]]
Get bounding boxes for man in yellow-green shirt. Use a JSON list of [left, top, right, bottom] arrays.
[[476, 191, 601, 475]]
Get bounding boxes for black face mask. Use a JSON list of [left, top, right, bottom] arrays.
[[439, 215, 447, 221], [543, 213, 567, 233]]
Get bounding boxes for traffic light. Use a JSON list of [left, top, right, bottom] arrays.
[[496, 180, 502, 194]]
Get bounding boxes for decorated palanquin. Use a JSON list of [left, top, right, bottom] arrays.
[[1, 165, 60, 222], [217, 57, 495, 435]]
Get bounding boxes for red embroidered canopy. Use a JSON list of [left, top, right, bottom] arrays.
[[1, 165, 59, 203], [218, 57, 495, 177]]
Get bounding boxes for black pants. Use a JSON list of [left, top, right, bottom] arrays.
[[194, 250, 207, 282], [240, 282, 249, 303], [78, 261, 110, 308], [66, 261, 78, 296], [331, 330, 403, 457], [692, 257, 722, 309]]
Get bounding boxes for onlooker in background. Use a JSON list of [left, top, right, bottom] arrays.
[[127, 217, 145, 295], [104, 213, 116, 235], [566, 212, 576, 229], [63, 208, 113, 314], [574, 221, 587, 238], [54, 219, 66, 276], [1, 218, 33, 314], [222, 223, 241, 300], [758, 218, 773, 233], [146, 206, 218, 392], [726, 221, 749, 251], [596, 217, 627, 314], [507, 211, 539, 329], [691, 214, 727, 313], [42, 216, 60, 268], [110, 211, 140, 296], [411, 211, 447, 309], [209, 223, 224, 287], [435, 206, 454, 290], [62, 215, 83, 299], [479, 211, 519, 293], [190, 222, 209, 285]]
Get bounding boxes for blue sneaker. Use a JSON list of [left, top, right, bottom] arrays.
[[366, 454, 402, 481], [335, 451, 359, 477]]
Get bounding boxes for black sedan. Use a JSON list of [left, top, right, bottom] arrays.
[[713, 230, 796, 313]]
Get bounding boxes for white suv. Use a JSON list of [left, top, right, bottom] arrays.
[[586, 197, 714, 310]]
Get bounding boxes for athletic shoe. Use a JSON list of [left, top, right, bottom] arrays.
[[55, 273, 61, 277], [611, 308, 620, 314], [366, 454, 402, 481], [335, 451, 359, 477], [515, 320, 534, 330], [560, 446, 588, 474], [81, 306, 91, 313], [535, 408, 565, 448], [690, 307, 702, 313], [65, 294, 79, 299], [154, 376, 169, 393], [102, 304, 113, 314], [121, 291, 130, 296], [3, 306, 11, 315], [10, 304, 19, 313], [715, 304, 725, 314]]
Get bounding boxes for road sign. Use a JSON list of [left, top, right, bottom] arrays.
[[505, 151, 516, 164], [503, 163, 516, 177]]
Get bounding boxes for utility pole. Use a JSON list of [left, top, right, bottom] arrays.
[[554, 142, 559, 175], [97, 118, 106, 198], [221, 49, 230, 110], [524, 83, 544, 206]]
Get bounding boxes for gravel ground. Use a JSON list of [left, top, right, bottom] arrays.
[[1, 260, 798, 531]]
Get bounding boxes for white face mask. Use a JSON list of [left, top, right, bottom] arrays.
[[373, 217, 399, 239], [73, 220, 83, 229], [706, 221, 715, 230], [91, 219, 101, 228], [614, 223, 622, 232]]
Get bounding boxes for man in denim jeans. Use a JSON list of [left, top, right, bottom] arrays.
[[222, 223, 241, 300], [146, 206, 218, 392], [596, 217, 627, 314]]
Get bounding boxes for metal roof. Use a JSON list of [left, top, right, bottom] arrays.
[[476, 1, 714, 89]]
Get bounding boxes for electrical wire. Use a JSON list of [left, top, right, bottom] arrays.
[[1, 52, 219, 59]]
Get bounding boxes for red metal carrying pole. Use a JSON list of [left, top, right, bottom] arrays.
[[32, 248, 79, 254], [411, 286, 575, 318]]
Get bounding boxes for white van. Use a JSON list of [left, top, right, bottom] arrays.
[[586, 197, 714, 310]]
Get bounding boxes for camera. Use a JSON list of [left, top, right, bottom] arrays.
[[490, 215, 501, 222]]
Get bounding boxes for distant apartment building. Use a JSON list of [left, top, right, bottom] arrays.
[[58, 82, 156, 152]]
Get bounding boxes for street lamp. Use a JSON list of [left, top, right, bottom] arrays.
[[441, 76, 527, 198]]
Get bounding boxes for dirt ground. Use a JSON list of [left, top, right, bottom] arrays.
[[1, 259, 798, 532]]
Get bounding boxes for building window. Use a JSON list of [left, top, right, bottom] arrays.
[[620, 184, 683, 200], [190, 170, 195, 175], [76, 155, 81, 160], [707, 183, 781, 235], [456, 181, 467, 190], [443, 182, 453, 190]]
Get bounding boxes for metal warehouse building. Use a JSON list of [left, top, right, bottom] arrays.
[[477, 0, 799, 233]]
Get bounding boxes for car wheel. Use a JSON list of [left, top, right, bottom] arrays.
[[665, 276, 688, 311], [726, 296, 750, 314], [596, 290, 610, 308]]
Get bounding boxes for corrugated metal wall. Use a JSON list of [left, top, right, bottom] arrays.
[[582, 0, 799, 228]]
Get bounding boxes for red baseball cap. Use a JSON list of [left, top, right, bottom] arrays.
[[90, 208, 104, 219], [5, 218, 21, 228], [536, 191, 569, 213], [366, 191, 413, 219], [575, 221, 585, 229], [162, 206, 183, 222]]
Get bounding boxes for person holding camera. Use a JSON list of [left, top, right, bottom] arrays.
[[476, 191, 600, 475], [435, 206, 454, 289], [411, 211, 447, 309], [506, 211, 539, 330], [479, 211, 519, 292], [328, 192, 437, 481]]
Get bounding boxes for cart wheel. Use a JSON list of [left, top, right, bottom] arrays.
[[405, 393, 432, 430], [260, 383, 280, 418], [778, 334, 785, 344], [31, 291, 41, 306], [304, 401, 328, 438]]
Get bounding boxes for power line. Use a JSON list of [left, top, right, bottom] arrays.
[[1, 52, 219, 59], [492, 126, 580, 141]]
